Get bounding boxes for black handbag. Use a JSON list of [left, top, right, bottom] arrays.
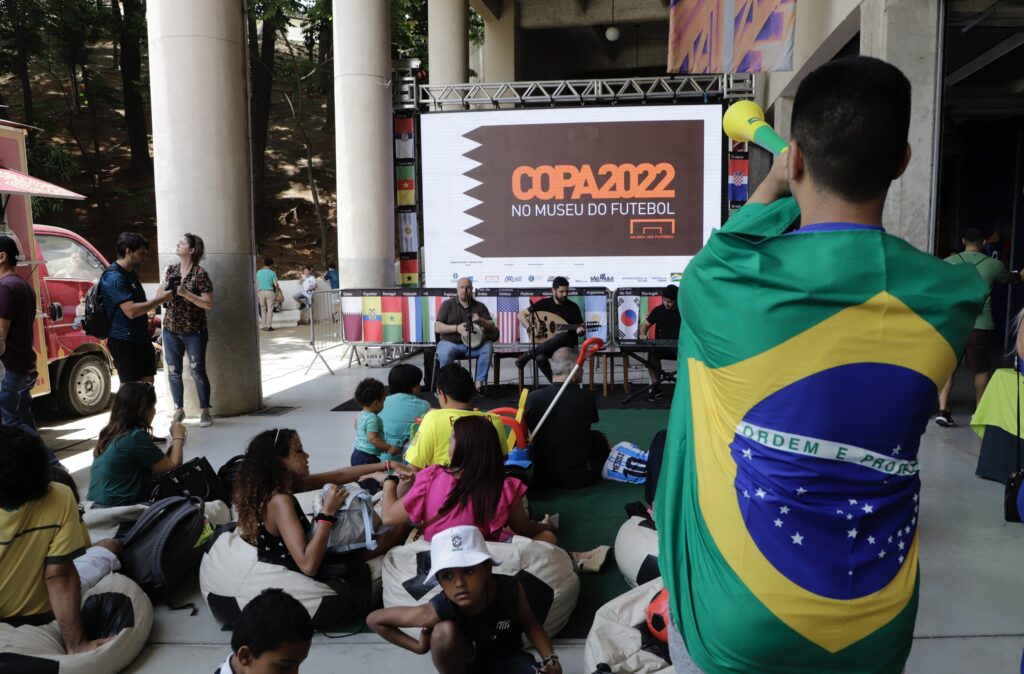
[[151, 456, 226, 503], [1004, 362, 1022, 523]]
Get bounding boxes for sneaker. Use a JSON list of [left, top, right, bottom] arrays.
[[172, 408, 185, 424], [646, 387, 665, 402], [934, 410, 955, 428], [199, 411, 213, 428]]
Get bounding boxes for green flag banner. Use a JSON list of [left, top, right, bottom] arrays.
[[655, 197, 987, 673]]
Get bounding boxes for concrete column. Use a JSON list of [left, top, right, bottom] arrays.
[[333, 0, 395, 287], [147, 0, 262, 416], [476, 0, 516, 82], [861, 0, 944, 252], [429, 0, 469, 85]]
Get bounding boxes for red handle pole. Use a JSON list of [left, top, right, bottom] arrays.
[[577, 337, 604, 365]]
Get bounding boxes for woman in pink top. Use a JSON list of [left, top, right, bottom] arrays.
[[375, 416, 557, 543]]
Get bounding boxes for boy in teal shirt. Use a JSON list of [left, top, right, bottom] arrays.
[[350, 378, 400, 493], [379, 364, 431, 450]]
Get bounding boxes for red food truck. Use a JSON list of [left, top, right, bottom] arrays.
[[0, 119, 113, 416]]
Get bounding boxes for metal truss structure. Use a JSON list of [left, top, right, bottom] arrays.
[[415, 74, 754, 111]]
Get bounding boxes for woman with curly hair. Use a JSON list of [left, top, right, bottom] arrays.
[[234, 428, 410, 576], [87, 382, 187, 507]]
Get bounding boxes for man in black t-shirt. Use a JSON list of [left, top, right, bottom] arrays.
[[637, 284, 680, 401], [524, 347, 610, 489], [515, 277, 584, 383]]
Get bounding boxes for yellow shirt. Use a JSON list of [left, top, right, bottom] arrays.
[[0, 483, 87, 619], [405, 408, 511, 468]]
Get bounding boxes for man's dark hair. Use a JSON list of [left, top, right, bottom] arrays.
[[436, 364, 474, 403], [661, 284, 678, 301], [791, 56, 911, 203], [116, 232, 149, 258], [50, 465, 81, 504], [962, 228, 985, 246], [302, 266, 312, 273], [354, 378, 386, 407], [0, 426, 52, 509], [388, 364, 423, 395], [231, 588, 313, 658], [0, 235, 20, 267], [552, 276, 569, 289], [264, 257, 274, 266]]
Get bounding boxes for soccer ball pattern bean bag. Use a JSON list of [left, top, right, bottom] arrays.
[[614, 516, 660, 588], [199, 528, 382, 631], [382, 535, 579, 641], [0, 573, 153, 674], [584, 577, 672, 674], [83, 500, 231, 542]]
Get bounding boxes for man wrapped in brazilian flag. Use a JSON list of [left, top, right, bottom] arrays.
[[655, 56, 989, 673]]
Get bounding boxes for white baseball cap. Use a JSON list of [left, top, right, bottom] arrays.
[[426, 525, 501, 583]]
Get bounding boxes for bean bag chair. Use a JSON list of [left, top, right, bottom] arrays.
[[199, 528, 382, 631], [83, 500, 231, 542], [585, 578, 672, 674], [382, 535, 579, 642], [0, 573, 153, 674], [614, 516, 660, 588]]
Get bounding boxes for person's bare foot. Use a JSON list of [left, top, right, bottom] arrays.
[[94, 538, 124, 559], [571, 545, 611, 573]]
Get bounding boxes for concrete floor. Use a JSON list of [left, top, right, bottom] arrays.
[[37, 314, 1024, 673]]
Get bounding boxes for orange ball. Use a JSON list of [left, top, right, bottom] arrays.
[[646, 587, 671, 643]]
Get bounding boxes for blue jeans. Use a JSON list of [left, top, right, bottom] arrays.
[[1, 370, 38, 432], [163, 329, 211, 410], [1, 370, 58, 464], [436, 340, 492, 382]]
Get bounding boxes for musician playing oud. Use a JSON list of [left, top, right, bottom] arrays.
[[637, 284, 680, 401], [434, 277, 497, 394], [515, 276, 585, 383]]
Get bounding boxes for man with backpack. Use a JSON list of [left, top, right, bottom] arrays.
[[101, 233, 172, 385], [0, 236, 42, 435], [935, 228, 1024, 427]]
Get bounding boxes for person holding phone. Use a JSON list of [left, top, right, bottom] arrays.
[[163, 233, 215, 427]]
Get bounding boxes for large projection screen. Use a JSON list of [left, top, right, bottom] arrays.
[[421, 105, 722, 289]]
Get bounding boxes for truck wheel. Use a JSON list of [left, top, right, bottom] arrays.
[[58, 355, 112, 417]]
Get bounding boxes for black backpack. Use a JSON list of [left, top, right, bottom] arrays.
[[216, 455, 245, 506], [120, 496, 207, 607], [80, 267, 117, 339]]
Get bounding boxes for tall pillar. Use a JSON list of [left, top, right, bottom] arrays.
[[476, 0, 516, 82], [860, 0, 944, 252], [147, 0, 262, 415], [429, 0, 469, 85], [333, 0, 395, 288]]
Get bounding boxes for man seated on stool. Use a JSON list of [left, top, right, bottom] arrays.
[[434, 277, 497, 395], [515, 276, 585, 383], [637, 284, 680, 402], [524, 348, 611, 489]]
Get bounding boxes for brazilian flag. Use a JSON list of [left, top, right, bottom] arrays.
[[655, 197, 987, 673]]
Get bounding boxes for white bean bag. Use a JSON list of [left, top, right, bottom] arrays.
[[382, 535, 579, 642], [0, 573, 153, 674], [83, 500, 231, 542], [614, 515, 660, 588], [584, 577, 672, 674], [199, 528, 382, 631]]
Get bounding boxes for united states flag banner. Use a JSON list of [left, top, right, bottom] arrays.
[[496, 293, 519, 344]]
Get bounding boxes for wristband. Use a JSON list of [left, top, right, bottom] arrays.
[[314, 513, 337, 525], [541, 653, 559, 667], [384, 474, 400, 484]]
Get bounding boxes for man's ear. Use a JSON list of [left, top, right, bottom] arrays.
[[237, 645, 256, 666], [895, 143, 912, 179], [787, 140, 803, 183]]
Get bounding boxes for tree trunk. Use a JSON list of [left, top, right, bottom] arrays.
[[317, 17, 332, 96], [249, 12, 280, 232], [110, 0, 122, 71], [16, 45, 33, 129], [118, 0, 150, 175], [81, 66, 111, 223]]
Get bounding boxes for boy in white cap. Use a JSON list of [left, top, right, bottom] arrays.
[[367, 525, 562, 674]]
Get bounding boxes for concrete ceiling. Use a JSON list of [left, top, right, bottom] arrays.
[[945, 0, 1024, 120]]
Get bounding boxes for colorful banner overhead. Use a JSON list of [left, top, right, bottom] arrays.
[[668, 0, 797, 74]]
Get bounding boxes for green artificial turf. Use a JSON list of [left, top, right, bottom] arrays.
[[525, 408, 669, 638]]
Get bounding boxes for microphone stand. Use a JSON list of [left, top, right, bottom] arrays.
[[528, 304, 540, 390], [464, 306, 476, 384]]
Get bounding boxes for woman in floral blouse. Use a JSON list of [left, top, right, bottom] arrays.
[[163, 233, 215, 427]]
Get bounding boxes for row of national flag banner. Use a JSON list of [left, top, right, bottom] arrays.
[[340, 287, 623, 345], [616, 288, 665, 341]]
